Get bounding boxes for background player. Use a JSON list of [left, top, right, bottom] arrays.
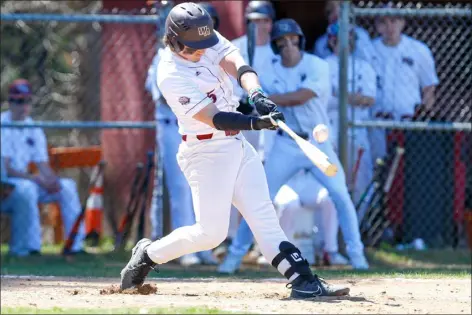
[[146, 2, 219, 267], [121, 2, 350, 299], [325, 22, 376, 205], [313, 0, 374, 61], [218, 18, 369, 274], [369, 4, 439, 163]]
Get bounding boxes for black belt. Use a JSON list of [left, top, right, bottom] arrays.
[[277, 129, 309, 140]]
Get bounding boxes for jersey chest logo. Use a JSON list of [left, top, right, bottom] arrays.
[[206, 89, 217, 103]]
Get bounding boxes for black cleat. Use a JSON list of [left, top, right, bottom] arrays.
[[289, 274, 350, 299], [120, 238, 157, 290]]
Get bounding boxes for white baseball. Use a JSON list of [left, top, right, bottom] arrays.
[[313, 124, 329, 143]]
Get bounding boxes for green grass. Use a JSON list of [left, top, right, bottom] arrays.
[[0, 306, 241, 314], [1, 243, 470, 280]]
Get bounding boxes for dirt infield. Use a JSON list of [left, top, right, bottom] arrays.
[[1, 276, 471, 314]]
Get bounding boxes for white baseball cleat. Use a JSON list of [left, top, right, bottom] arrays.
[[256, 255, 270, 265]]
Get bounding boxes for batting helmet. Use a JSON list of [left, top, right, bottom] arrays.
[[8, 79, 32, 102], [165, 2, 218, 53], [270, 18, 306, 55], [245, 1, 275, 22], [199, 2, 220, 31], [326, 22, 355, 38]]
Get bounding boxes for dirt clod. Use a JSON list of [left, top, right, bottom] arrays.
[[100, 284, 157, 295]]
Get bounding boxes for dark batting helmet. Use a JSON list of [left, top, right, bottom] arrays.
[[198, 2, 220, 30], [270, 18, 306, 55], [245, 1, 275, 22], [165, 2, 219, 53]]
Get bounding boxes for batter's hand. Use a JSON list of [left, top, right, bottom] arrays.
[[249, 90, 278, 116], [252, 111, 285, 130]]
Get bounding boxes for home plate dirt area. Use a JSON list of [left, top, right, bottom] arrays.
[[1, 276, 471, 314]]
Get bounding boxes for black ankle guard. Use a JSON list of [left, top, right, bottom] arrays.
[[271, 241, 313, 280]]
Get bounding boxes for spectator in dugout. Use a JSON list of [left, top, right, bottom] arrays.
[[368, 3, 439, 163], [0, 79, 85, 256], [313, 0, 375, 61]]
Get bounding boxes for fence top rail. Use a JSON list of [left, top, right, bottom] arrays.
[[0, 13, 163, 24], [0, 121, 157, 129], [352, 7, 472, 17], [350, 120, 472, 132]]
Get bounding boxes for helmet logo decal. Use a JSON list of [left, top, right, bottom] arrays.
[[279, 23, 291, 32], [198, 26, 211, 37]]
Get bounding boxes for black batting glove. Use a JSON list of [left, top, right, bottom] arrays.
[[248, 88, 278, 116], [252, 111, 285, 130], [236, 100, 255, 115]]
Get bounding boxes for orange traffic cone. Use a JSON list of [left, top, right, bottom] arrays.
[[85, 165, 104, 246]]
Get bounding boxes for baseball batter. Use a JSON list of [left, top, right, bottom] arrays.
[[145, 2, 220, 267], [218, 19, 369, 273], [325, 22, 376, 204], [120, 3, 349, 298]]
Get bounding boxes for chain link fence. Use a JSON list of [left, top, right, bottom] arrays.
[[0, 1, 173, 254], [344, 2, 472, 249]]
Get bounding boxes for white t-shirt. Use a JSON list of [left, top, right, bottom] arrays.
[[370, 34, 439, 119], [1, 111, 49, 173], [157, 31, 240, 135], [259, 53, 332, 135], [325, 54, 377, 122]]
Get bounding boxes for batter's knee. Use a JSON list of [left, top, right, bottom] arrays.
[[194, 224, 227, 250]]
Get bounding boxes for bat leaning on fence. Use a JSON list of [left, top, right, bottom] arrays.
[[114, 162, 144, 250], [114, 152, 155, 249], [62, 160, 106, 255], [360, 146, 405, 246], [349, 147, 365, 196], [137, 151, 155, 242]]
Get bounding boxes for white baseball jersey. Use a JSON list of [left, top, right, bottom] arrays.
[[157, 31, 240, 135], [230, 35, 278, 100], [259, 53, 332, 135], [325, 53, 377, 127], [370, 34, 439, 118], [1, 111, 49, 173], [313, 26, 375, 62]]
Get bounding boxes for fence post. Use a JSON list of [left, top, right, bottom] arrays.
[[338, 0, 351, 170]]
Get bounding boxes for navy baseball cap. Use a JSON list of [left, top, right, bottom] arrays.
[[8, 79, 32, 100]]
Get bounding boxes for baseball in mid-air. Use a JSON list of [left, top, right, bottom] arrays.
[[313, 124, 329, 143]]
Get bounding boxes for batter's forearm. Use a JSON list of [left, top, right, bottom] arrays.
[[239, 72, 262, 94]]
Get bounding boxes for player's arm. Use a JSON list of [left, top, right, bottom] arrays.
[[347, 63, 376, 108], [270, 58, 330, 107], [220, 50, 280, 116], [268, 89, 316, 107], [418, 44, 439, 109]]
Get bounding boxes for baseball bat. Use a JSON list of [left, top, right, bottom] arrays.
[[137, 151, 155, 241], [356, 158, 385, 223], [62, 160, 106, 255], [365, 147, 405, 246], [274, 119, 338, 177], [350, 147, 365, 195], [121, 152, 154, 246], [247, 22, 256, 67], [114, 162, 144, 249]]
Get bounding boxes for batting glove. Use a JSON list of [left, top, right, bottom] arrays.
[[252, 111, 285, 130]]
